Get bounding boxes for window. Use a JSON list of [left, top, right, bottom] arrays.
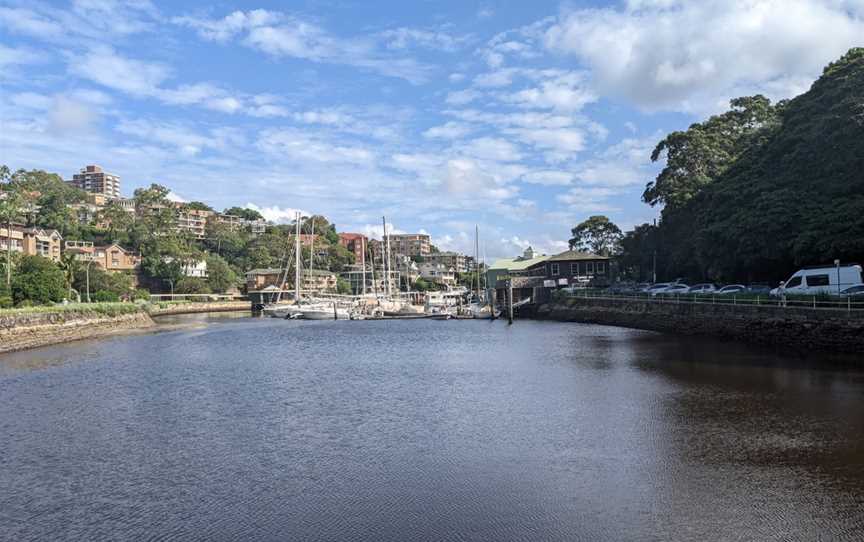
[[570, 263, 578, 276], [586, 262, 595, 275], [551, 263, 560, 276], [806, 274, 830, 287], [786, 276, 802, 288], [596, 262, 605, 274]]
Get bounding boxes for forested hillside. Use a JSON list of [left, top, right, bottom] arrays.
[[625, 48, 864, 283]]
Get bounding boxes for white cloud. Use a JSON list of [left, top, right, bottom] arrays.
[[500, 71, 596, 111], [445, 88, 482, 105], [0, 44, 45, 69], [544, 0, 864, 113], [423, 121, 473, 139], [69, 46, 170, 97], [245, 203, 309, 224], [173, 10, 434, 83], [49, 97, 98, 134], [257, 129, 375, 165], [380, 27, 471, 52], [461, 137, 523, 162], [522, 171, 573, 186]]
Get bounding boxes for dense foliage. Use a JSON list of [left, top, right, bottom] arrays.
[[621, 48, 864, 284], [568, 216, 623, 256]]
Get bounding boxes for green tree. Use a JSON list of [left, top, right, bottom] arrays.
[[0, 177, 25, 288], [617, 223, 659, 281], [185, 201, 213, 212], [569, 216, 623, 256], [643, 95, 783, 210], [205, 253, 237, 293], [11, 255, 66, 305], [175, 277, 211, 294], [336, 277, 352, 294], [59, 253, 80, 301], [223, 206, 264, 221]]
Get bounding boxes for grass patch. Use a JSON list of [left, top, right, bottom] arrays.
[[0, 302, 143, 318]]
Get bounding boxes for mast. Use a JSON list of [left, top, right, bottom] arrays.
[[369, 242, 378, 298], [361, 237, 367, 296], [475, 225, 481, 301], [382, 216, 390, 297], [308, 216, 314, 273], [294, 212, 301, 301]]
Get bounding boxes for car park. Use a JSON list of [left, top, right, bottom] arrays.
[[716, 284, 747, 295], [688, 283, 717, 294], [770, 264, 863, 296], [655, 283, 690, 296], [747, 285, 772, 295], [644, 283, 673, 296]]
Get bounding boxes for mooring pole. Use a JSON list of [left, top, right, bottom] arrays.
[[508, 280, 514, 325], [333, 301, 338, 320]]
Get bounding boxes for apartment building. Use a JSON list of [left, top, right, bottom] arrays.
[[426, 251, 469, 273], [64, 241, 141, 272], [418, 262, 457, 288], [338, 233, 367, 262], [0, 224, 62, 262], [386, 233, 431, 258], [175, 205, 215, 240], [66, 165, 121, 198], [216, 214, 267, 235]]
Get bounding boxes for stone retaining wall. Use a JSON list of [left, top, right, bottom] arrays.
[[147, 301, 250, 316], [536, 297, 864, 353], [0, 311, 155, 354]]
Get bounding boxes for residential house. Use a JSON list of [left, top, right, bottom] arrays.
[[65, 241, 141, 272], [426, 251, 469, 273], [418, 262, 457, 288], [1, 224, 63, 262], [216, 214, 267, 235], [246, 268, 288, 291], [175, 205, 215, 240]]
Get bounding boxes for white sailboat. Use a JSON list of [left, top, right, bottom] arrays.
[[469, 224, 500, 319]]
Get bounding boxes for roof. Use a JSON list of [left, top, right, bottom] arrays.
[[246, 268, 284, 276], [547, 250, 609, 262], [489, 255, 550, 271]]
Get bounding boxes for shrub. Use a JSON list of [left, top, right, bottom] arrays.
[[11, 255, 66, 306], [92, 290, 120, 302], [132, 288, 151, 301]]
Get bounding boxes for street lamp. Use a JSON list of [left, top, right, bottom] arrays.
[[85, 259, 95, 303]]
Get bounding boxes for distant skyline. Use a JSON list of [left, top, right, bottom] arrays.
[[2, 0, 862, 258]]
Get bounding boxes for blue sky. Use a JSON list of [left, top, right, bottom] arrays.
[[1, 1, 862, 258]]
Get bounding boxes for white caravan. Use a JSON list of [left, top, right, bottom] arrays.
[[771, 264, 863, 296]]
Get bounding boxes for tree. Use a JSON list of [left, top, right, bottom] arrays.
[[175, 277, 211, 294], [0, 179, 25, 288], [59, 253, 79, 301], [205, 253, 237, 293], [11, 255, 66, 305], [223, 206, 264, 221], [569, 216, 623, 256], [643, 95, 783, 210], [185, 201, 213, 212], [617, 223, 659, 281], [336, 277, 352, 294]]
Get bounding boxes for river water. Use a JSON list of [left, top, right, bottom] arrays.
[[1, 314, 863, 541]]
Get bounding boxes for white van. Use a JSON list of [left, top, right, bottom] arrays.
[[771, 264, 863, 296]]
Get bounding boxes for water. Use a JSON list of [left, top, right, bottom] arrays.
[[1, 314, 863, 541]]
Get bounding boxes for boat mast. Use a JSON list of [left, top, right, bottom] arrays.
[[475, 225, 481, 302], [361, 237, 367, 296], [382, 216, 390, 297], [308, 216, 314, 273], [295, 212, 301, 301]]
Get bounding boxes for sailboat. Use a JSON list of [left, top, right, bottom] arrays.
[[469, 224, 500, 320]]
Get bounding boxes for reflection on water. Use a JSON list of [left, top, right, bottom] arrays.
[[1, 316, 863, 541]]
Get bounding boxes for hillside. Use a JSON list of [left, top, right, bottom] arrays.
[[661, 48, 864, 282]]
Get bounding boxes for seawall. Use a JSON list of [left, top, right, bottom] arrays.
[[534, 297, 864, 353], [0, 309, 155, 354], [147, 301, 250, 317]]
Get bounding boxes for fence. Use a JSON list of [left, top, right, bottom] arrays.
[[147, 294, 248, 302], [559, 289, 864, 314]]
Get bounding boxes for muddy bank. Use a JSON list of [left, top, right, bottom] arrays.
[[0, 310, 155, 354]]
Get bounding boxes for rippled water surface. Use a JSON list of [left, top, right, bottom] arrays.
[[2, 314, 864, 541]]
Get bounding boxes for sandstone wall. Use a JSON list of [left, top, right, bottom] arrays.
[[147, 301, 250, 316], [0, 310, 155, 354], [536, 297, 864, 353]]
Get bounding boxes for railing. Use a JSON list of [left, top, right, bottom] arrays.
[[558, 288, 864, 314], [147, 294, 248, 302]]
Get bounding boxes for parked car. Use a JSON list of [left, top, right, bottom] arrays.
[[716, 284, 747, 295], [770, 264, 864, 296], [747, 285, 772, 295], [839, 284, 864, 297], [688, 283, 717, 294], [644, 283, 673, 296], [654, 283, 690, 296]]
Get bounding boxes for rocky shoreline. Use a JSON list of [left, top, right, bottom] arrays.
[[0, 302, 250, 354]]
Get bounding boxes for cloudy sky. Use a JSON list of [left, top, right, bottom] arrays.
[[1, 1, 862, 258]]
